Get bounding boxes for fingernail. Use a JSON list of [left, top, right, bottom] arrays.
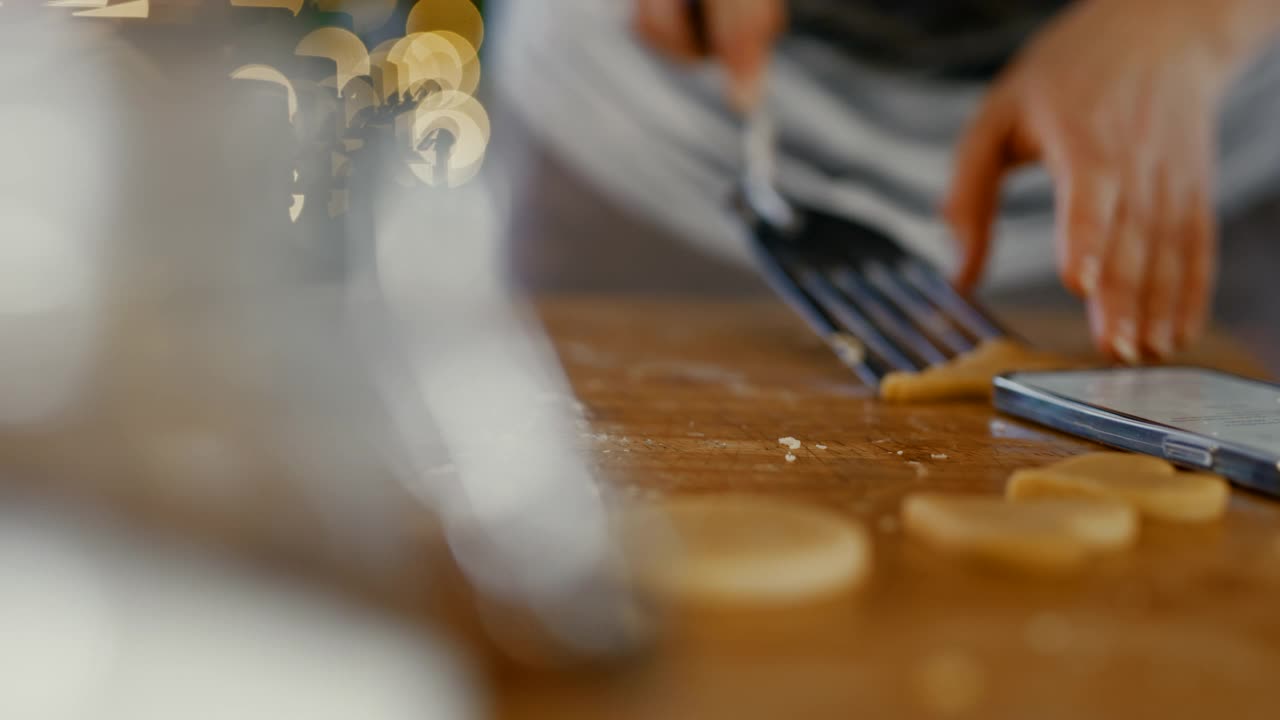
[[1113, 319, 1140, 365], [1113, 335, 1140, 365], [1149, 321, 1174, 358], [1080, 256, 1100, 295]]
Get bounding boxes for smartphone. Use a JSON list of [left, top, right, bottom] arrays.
[[994, 367, 1280, 498]]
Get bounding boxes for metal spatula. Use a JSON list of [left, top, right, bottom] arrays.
[[734, 108, 1010, 388], [681, 0, 1008, 386]]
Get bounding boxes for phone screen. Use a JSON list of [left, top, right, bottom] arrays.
[[1014, 368, 1280, 452]]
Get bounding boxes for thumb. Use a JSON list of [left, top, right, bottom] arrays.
[[944, 94, 1016, 293], [708, 0, 785, 111]]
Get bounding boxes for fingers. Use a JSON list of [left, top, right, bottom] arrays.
[[1139, 178, 1182, 359], [633, 0, 784, 109], [633, 0, 703, 62], [1174, 189, 1217, 347], [944, 92, 1017, 294], [1086, 166, 1214, 363], [1076, 142, 1215, 363], [1052, 162, 1118, 297], [1086, 198, 1149, 364], [705, 0, 785, 109]]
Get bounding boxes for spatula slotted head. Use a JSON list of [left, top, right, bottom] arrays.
[[749, 203, 1010, 387]]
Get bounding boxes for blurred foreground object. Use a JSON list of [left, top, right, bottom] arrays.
[[0, 2, 649, 674], [0, 502, 485, 720]]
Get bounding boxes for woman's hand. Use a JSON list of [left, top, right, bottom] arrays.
[[632, 0, 786, 110], [946, 0, 1276, 362]]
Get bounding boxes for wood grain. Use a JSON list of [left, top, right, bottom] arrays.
[[496, 297, 1280, 720], [0, 295, 1276, 718]]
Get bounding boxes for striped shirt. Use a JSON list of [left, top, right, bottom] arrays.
[[789, 0, 1071, 77], [491, 0, 1280, 288]]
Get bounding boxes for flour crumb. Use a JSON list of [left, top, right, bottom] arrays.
[[779, 437, 802, 450], [907, 460, 928, 477], [816, 444, 828, 450], [897, 450, 905, 456], [785, 453, 797, 463], [931, 453, 949, 460], [873, 439, 890, 445]]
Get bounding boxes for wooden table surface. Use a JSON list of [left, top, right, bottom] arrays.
[[2, 295, 1278, 718], [497, 297, 1280, 720]]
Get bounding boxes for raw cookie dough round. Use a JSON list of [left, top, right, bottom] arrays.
[[1006, 452, 1230, 523], [881, 338, 1075, 403], [641, 495, 872, 605], [902, 493, 1137, 573], [1044, 452, 1176, 477]]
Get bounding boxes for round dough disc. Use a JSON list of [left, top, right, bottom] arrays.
[[1007, 452, 1230, 523], [1048, 452, 1176, 477], [640, 495, 871, 605], [902, 493, 1137, 573]]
